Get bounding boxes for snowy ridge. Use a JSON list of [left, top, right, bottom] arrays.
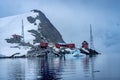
[[0, 11, 41, 56]]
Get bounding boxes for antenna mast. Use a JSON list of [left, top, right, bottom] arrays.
[[22, 19, 25, 42], [90, 24, 94, 50]]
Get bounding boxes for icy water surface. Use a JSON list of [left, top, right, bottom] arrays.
[[0, 53, 120, 80]]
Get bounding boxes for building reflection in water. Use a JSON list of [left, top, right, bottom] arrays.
[[82, 55, 98, 80], [0, 57, 64, 80], [40, 57, 59, 80], [26, 57, 64, 80], [0, 55, 101, 80], [82, 55, 90, 76]]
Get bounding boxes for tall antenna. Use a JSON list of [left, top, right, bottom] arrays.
[[90, 24, 94, 50], [21, 19, 25, 42]]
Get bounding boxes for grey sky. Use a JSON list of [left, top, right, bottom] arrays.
[[0, 0, 120, 17], [0, 0, 120, 53]]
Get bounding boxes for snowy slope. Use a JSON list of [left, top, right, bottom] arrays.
[[0, 12, 40, 56]]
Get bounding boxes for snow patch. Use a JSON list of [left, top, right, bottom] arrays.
[[0, 12, 40, 56]]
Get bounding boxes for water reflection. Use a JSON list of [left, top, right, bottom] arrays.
[[0, 56, 96, 80], [40, 57, 61, 80], [82, 56, 90, 77], [26, 57, 64, 80], [82, 55, 98, 80], [0, 59, 26, 80], [0, 57, 65, 80], [1, 53, 120, 80]]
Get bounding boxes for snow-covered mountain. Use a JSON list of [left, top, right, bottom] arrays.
[[0, 9, 64, 56]]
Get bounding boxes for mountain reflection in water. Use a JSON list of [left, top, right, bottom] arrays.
[[0, 53, 120, 80]]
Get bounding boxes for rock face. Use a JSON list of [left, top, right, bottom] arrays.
[[27, 9, 65, 43]]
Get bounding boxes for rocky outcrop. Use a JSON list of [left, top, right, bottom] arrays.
[[27, 9, 65, 43]]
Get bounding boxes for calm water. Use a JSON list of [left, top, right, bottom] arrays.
[[0, 53, 120, 80]]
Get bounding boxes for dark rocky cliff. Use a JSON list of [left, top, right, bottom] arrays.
[[27, 9, 65, 43]]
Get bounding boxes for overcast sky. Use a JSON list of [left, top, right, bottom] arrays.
[[0, 0, 120, 53]]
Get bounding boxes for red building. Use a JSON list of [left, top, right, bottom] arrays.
[[66, 43, 75, 48], [55, 43, 75, 49], [40, 42, 48, 48]]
